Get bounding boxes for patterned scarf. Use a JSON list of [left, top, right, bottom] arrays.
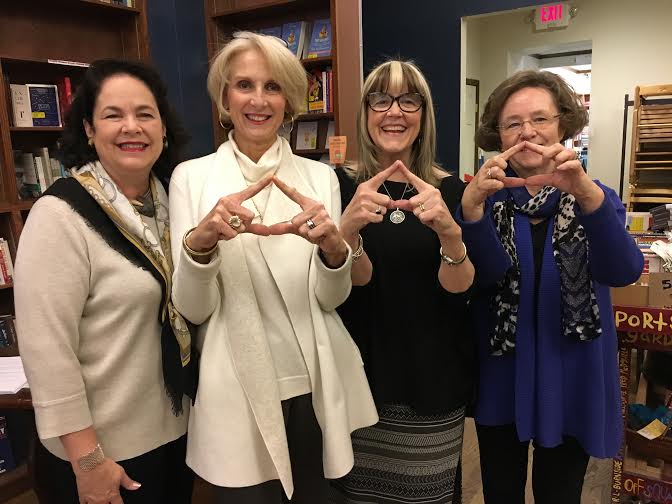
[[71, 162, 192, 413], [490, 182, 602, 356]]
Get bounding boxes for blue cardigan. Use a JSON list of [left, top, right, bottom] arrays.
[[455, 182, 643, 458]]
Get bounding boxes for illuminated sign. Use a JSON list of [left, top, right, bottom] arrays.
[[534, 2, 571, 30]]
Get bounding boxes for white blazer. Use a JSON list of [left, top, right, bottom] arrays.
[[169, 139, 378, 497]]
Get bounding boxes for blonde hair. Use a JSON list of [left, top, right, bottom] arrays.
[[207, 31, 308, 132], [349, 60, 440, 187]]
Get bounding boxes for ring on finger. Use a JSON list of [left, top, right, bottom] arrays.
[[419, 202, 426, 212], [228, 215, 242, 229], [486, 168, 492, 178], [306, 218, 317, 230], [375, 206, 382, 215]]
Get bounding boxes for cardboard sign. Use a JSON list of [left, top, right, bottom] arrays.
[[328, 136, 346, 165], [648, 272, 672, 309]]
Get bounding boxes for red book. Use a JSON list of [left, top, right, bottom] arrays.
[[57, 76, 73, 119]]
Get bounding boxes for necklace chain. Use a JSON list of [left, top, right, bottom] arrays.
[[382, 182, 413, 224]]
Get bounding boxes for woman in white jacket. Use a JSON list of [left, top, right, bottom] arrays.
[[169, 32, 378, 503]]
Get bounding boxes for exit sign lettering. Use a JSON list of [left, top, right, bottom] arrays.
[[534, 2, 571, 30]]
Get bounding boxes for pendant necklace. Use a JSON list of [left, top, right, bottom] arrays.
[[382, 182, 413, 224]]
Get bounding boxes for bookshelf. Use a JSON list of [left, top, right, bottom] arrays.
[[203, 0, 362, 162], [0, 0, 150, 499]]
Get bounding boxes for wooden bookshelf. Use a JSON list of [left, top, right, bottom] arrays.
[[0, 0, 150, 499], [204, 0, 361, 161]]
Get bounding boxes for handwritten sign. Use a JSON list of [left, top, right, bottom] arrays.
[[329, 136, 347, 165], [623, 474, 672, 503], [614, 306, 672, 336]]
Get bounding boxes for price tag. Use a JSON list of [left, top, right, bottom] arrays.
[[329, 136, 346, 165]]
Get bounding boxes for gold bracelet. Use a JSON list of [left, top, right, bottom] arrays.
[[352, 234, 364, 262], [439, 242, 467, 266], [183, 227, 217, 257]]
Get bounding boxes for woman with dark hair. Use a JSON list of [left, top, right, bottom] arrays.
[[456, 69, 644, 503], [15, 59, 194, 504]]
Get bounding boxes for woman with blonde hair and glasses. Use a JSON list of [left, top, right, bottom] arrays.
[[330, 60, 475, 504], [168, 32, 377, 503], [455, 70, 643, 503]]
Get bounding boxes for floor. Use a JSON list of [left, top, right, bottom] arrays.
[[5, 422, 616, 504]]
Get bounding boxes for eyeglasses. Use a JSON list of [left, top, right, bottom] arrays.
[[232, 31, 289, 49], [367, 92, 425, 113], [497, 114, 562, 135]]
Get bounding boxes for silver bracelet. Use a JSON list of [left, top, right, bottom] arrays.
[[352, 234, 364, 262], [439, 242, 468, 266]]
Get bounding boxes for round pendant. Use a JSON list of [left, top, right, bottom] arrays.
[[389, 209, 405, 224]]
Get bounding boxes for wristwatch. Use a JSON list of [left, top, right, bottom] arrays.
[[77, 443, 105, 472]]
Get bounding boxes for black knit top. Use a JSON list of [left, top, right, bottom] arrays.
[[336, 168, 475, 415]]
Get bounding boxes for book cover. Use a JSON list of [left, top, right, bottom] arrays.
[[281, 21, 307, 57], [9, 85, 32, 127], [0, 417, 16, 474], [33, 147, 53, 187], [307, 71, 324, 112], [27, 84, 61, 127], [13, 152, 40, 199], [295, 121, 318, 150], [259, 26, 283, 39], [306, 19, 332, 58]]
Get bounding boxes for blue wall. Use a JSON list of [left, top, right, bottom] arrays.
[[146, 1, 546, 167], [362, 0, 543, 173], [147, 0, 213, 160]]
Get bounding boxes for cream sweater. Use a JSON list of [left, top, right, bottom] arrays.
[[14, 196, 188, 461]]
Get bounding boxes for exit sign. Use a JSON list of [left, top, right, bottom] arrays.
[[535, 2, 571, 30]]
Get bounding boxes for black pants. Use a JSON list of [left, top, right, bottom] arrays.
[[34, 434, 193, 504], [476, 423, 590, 504], [214, 393, 328, 504]]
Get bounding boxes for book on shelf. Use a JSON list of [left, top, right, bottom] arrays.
[[9, 84, 32, 127], [258, 26, 282, 39], [56, 76, 73, 119], [307, 70, 324, 113], [0, 241, 13, 286], [0, 417, 16, 474], [306, 19, 332, 58], [12, 147, 63, 198], [295, 121, 318, 150], [0, 357, 27, 395], [26, 84, 61, 127], [325, 120, 335, 149], [281, 21, 308, 58]]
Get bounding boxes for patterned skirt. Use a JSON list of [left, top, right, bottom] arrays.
[[329, 404, 466, 504]]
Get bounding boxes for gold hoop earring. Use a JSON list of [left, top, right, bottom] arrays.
[[281, 115, 295, 136], [163, 136, 168, 149], [88, 138, 94, 147]]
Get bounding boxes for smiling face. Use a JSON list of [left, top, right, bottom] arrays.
[[499, 86, 564, 177], [84, 74, 165, 184], [224, 49, 287, 158], [366, 83, 422, 165]]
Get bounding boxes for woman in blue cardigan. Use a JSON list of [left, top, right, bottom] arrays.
[[456, 70, 643, 504]]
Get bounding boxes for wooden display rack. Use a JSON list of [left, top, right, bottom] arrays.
[[613, 305, 672, 503], [627, 84, 672, 211]]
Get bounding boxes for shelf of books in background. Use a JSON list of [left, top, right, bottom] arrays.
[[258, 17, 333, 164]]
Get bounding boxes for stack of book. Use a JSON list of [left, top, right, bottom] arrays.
[[7, 77, 73, 128], [650, 204, 672, 232], [257, 19, 332, 60], [13, 147, 66, 199]]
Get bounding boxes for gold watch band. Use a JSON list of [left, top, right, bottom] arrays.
[[77, 443, 105, 472]]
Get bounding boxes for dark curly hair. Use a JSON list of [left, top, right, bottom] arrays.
[[476, 70, 588, 152], [57, 59, 189, 183]]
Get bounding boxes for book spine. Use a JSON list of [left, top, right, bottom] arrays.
[[0, 320, 10, 348], [0, 240, 13, 282], [10, 85, 32, 127], [0, 249, 9, 285]]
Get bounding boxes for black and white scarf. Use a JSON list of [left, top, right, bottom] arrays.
[[490, 183, 602, 356]]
